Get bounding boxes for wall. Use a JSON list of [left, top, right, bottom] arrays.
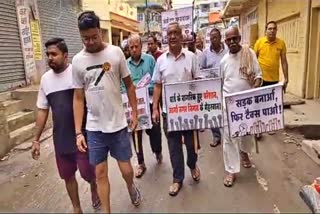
[[266, 0, 308, 97]]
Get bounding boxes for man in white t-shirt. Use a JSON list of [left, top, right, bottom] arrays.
[[221, 27, 262, 187], [72, 11, 140, 213]]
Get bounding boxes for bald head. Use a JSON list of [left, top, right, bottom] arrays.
[[225, 26, 242, 54], [225, 26, 240, 38]]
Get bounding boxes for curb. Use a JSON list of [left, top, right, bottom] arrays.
[[285, 124, 320, 139]]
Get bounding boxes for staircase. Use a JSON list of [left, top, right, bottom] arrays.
[[0, 88, 51, 158], [0, 92, 36, 150]]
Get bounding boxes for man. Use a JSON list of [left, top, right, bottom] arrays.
[[200, 28, 228, 147], [187, 32, 202, 65], [147, 35, 162, 61], [254, 21, 288, 90], [152, 22, 201, 197], [221, 27, 262, 187], [195, 35, 204, 51], [72, 11, 141, 213], [126, 34, 162, 178], [121, 39, 130, 59], [31, 38, 100, 213]]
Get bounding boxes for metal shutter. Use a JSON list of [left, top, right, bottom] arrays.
[[37, 0, 83, 66], [0, 0, 26, 92]]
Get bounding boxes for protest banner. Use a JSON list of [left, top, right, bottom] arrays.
[[225, 83, 284, 138], [164, 78, 223, 132], [122, 87, 152, 131], [200, 68, 220, 78], [161, 7, 193, 44]]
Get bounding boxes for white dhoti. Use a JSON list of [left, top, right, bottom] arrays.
[[222, 109, 254, 174]]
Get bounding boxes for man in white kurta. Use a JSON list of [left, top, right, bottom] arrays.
[[221, 27, 262, 187]]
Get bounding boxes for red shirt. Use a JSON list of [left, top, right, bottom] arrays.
[[152, 50, 163, 61]]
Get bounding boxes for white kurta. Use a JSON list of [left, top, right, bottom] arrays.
[[220, 48, 262, 174]]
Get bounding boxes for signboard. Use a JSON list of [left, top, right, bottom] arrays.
[[161, 7, 193, 44], [30, 20, 42, 60], [164, 78, 223, 132], [122, 87, 152, 131], [225, 84, 284, 138], [200, 68, 220, 79]]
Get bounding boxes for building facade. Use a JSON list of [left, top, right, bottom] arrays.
[[222, 0, 320, 99]]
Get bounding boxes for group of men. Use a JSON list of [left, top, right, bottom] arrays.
[[31, 10, 288, 213]]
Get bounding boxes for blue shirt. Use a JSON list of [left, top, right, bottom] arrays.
[[200, 43, 228, 69], [121, 53, 156, 95]]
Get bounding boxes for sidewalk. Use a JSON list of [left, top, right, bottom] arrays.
[[284, 93, 320, 139]]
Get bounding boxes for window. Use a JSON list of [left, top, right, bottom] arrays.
[[137, 13, 144, 22], [213, 2, 220, 8], [201, 4, 209, 13]]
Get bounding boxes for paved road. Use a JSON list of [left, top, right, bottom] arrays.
[[0, 129, 316, 213]]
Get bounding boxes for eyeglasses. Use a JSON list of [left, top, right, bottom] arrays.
[[78, 11, 95, 23], [225, 36, 240, 43]]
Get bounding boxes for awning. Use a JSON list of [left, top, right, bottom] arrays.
[[110, 12, 139, 33], [220, 0, 258, 18]]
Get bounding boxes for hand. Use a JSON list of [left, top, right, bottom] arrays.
[[76, 134, 87, 153], [31, 141, 40, 160], [129, 111, 138, 131], [152, 109, 160, 124]]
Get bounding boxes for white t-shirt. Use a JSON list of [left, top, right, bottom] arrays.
[[221, 48, 262, 95], [72, 44, 130, 133], [152, 48, 202, 113]]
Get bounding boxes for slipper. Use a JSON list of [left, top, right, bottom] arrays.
[[135, 165, 146, 178], [191, 166, 200, 182], [210, 136, 221, 147], [224, 173, 236, 187], [92, 198, 101, 210], [169, 182, 183, 197], [240, 151, 252, 168]]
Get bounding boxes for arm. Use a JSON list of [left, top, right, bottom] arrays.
[[191, 53, 202, 80], [32, 82, 49, 160], [281, 50, 289, 90], [123, 76, 138, 130], [73, 88, 85, 134], [34, 108, 49, 141], [151, 59, 163, 123], [251, 49, 263, 88]]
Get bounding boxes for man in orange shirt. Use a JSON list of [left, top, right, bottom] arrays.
[[254, 21, 289, 91]]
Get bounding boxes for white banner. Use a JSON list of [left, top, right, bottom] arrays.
[[225, 84, 284, 138], [161, 7, 193, 44], [200, 68, 220, 79], [122, 87, 152, 131], [164, 78, 223, 132]]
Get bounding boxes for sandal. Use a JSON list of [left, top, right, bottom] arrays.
[[224, 173, 236, 187], [169, 182, 183, 197], [135, 164, 146, 178], [210, 136, 221, 147], [129, 184, 141, 207], [92, 197, 101, 210], [191, 166, 201, 182], [240, 151, 252, 168]]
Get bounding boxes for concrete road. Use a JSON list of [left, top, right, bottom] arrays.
[[0, 129, 316, 213]]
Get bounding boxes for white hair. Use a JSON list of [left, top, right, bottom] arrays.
[[128, 34, 142, 46]]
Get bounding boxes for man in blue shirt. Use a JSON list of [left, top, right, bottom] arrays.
[[200, 28, 228, 148], [126, 34, 162, 178]]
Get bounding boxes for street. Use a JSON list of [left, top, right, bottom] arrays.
[[0, 128, 316, 213]]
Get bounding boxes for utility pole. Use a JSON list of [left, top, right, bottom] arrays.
[[145, 0, 150, 35]]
